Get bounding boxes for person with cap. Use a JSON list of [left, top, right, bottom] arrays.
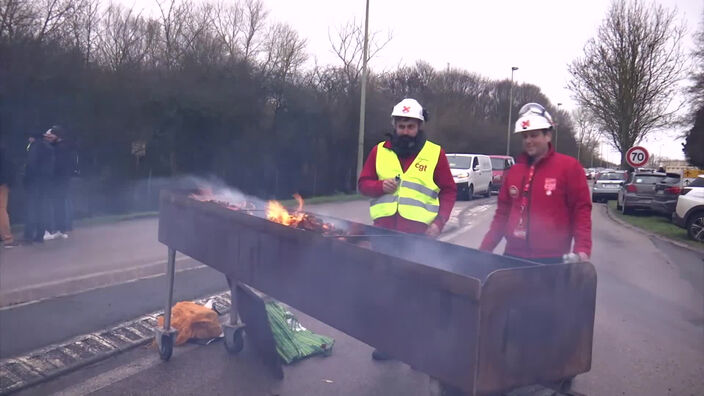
[[22, 128, 56, 243], [44, 125, 77, 240], [358, 98, 456, 360], [479, 103, 592, 264]]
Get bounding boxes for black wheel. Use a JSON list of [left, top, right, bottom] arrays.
[[484, 183, 492, 197], [158, 334, 173, 361], [224, 325, 245, 354], [467, 185, 474, 201], [686, 212, 704, 242]]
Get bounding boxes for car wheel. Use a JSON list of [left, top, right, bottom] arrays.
[[467, 184, 474, 201], [484, 183, 492, 197], [686, 212, 704, 242]]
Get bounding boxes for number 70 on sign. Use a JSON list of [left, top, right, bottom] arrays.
[[625, 146, 649, 168]]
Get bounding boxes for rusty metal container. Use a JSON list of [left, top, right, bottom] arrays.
[[156, 190, 596, 395]]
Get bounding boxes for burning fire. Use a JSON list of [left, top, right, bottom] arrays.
[[266, 194, 306, 227], [266, 194, 344, 236]]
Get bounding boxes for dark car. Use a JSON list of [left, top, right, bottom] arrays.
[[488, 155, 515, 192], [617, 172, 668, 214], [650, 173, 682, 218], [591, 171, 627, 202]]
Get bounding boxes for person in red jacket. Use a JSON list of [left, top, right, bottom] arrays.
[[480, 103, 592, 264], [358, 98, 456, 238]]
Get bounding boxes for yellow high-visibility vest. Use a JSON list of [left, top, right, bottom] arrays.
[[370, 140, 441, 224]]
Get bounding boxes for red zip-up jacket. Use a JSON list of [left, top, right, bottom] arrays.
[[479, 145, 592, 259], [358, 140, 457, 234]]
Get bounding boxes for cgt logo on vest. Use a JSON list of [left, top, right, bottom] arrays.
[[415, 161, 428, 172]]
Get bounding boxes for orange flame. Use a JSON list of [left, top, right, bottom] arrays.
[[267, 196, 306, 227]]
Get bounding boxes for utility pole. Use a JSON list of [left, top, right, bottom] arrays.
[[355, 0, 370, 189], [555, 103, 562, 152], [505, 66, 518, 156]]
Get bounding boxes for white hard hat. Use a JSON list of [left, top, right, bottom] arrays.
[[514, 103, 553, 133], [391, 98, 424, 122]]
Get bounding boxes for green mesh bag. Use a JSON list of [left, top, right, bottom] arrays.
[[265, 301, 334, 364]]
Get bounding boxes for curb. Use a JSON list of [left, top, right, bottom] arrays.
[[602, 204, 704, 255], [0, 291, 232, 395]]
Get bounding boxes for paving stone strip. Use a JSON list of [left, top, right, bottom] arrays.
[[0, 292, 232, 395]]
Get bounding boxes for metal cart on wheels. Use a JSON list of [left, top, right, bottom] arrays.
[[155, 190, 597, 396]]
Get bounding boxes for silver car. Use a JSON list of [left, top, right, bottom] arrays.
[[617, 172, 668, 214], [592, 171, 627, 202]]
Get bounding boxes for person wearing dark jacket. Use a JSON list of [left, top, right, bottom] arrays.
[[0, 142, 17, 247], [45, 126, 76, 239], [480, 103, 592, 264], [23, 130, 56, 243]]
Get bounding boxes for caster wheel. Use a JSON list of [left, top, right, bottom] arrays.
[[158, 333, 174, 361], [224, 325, 245, 354]]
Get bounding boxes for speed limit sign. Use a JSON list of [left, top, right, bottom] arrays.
[[626, 146, 649, 168]]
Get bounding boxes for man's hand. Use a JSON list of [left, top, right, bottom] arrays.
[[382, 178, 399, 194], [577, 252, 590, 262], [425, 223, 441, 238]]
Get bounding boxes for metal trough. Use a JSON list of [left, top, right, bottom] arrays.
[[155, 190, 596, 395]]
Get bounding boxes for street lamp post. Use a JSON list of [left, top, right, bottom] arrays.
[[355, 0, 370, 189], [555, 102, 562, 152], [505, 66, 518, 156]]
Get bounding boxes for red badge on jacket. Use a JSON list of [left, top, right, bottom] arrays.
[[544, 178, 556, 196]]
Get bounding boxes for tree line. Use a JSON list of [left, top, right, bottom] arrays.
[[0, 0, 587, 220]]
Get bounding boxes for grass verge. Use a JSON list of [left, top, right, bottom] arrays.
[[606, 200, 702, 249], [280, 193, 364, 206]]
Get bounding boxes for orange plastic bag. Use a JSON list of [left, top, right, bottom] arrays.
[[156, 301, 223, 346]]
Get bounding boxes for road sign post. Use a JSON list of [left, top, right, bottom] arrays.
[[625, 146, 649, 169]]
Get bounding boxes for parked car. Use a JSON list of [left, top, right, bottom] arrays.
[[650, 173, 683, 218], [446, 153, 493, 200], [672, 176, 704, 242], [488, 155, 515, 193], [592, 171, 627, 202], [617, 172, 668, 214]]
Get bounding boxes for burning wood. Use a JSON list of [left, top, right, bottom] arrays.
[[267, 194, 346, 236]]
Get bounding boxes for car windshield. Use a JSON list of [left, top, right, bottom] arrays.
[[490, 158, 507, 170], [447, 155, 471, 169], [598, 172, 626, 180], [633, 175, 666, 184]]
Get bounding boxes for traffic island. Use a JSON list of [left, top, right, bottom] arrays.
[[605, 201, 704, 252]]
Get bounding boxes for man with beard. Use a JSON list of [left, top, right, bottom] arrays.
[[480, 103, 592, 264], [358, 98, 456, 360]]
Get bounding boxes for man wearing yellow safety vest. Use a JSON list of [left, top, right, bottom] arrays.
[[358, 98, 457, 238], [359, 98, 456, 361]]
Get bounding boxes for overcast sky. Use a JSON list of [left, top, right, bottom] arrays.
[[129, 0, 703, 162]]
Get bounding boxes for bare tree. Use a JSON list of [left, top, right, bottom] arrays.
[[241, 0, 266, 62], [328, 19, 391, 88], [97, 4, 153, 71], [568, 0, 685, 166], [67, 0, 100, 64], [212, 0, 243, 60], [0, 0, 37, 41], [572, 107, 601, 163]]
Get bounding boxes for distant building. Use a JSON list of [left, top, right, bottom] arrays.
[[657, 159, 694, 174]]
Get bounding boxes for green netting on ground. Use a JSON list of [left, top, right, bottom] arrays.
[[265, 301, 334, 364]]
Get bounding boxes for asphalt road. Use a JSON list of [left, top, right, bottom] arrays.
[[4, 196, 704, 395]]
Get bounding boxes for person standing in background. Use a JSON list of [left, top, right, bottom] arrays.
[[45, 126, 77, 239], [23, 129, 55, 243], [0, 140, 18, 247]]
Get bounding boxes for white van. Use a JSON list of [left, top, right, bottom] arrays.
[[446, 154, 493, 200]]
